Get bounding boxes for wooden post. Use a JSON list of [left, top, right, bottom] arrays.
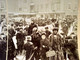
[[6, 0, 9, 60]]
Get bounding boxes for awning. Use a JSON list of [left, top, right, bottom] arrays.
[[8, 12, 36, 16], [39, 11, 65, 14], [18, 13, 36, 15]]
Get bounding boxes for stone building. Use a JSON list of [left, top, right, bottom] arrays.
[[0, 0, 79, 18]]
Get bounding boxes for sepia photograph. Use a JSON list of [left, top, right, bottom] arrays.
[[0, 0, 79, 60]]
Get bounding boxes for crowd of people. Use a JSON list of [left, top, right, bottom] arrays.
[[0, 16, 7, 60], [0, 15, 78, 60]]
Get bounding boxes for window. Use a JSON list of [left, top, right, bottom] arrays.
[[68, 3, 71, 9], [57, 3, 60, 10], [46, 4, 48, 10], [30, 5, 34, 13], [0, 1, 5, 9], [24, 0, 27, 3], [19, 8, 22, 11]]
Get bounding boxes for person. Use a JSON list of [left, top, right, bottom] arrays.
[[45, 27, 51, 38], [64, 36, 79, 60], [15, 22, 26, 53], [28, 21, 37, 35], [49, 27, 64, 60], [40, 32, 50, 60], [24, 26, 28, 35], [62, 23, 68, 36], [31, 27, 41, 60], [55, 21, 59, 28], [16, 31, 25, 54], [24, 36, 34, 60], [8, 27, 16, 60], [51, 18, 56, 27], [0, 33, 6, 60]]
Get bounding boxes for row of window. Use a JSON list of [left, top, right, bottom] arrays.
[[0, 1, 5, 9]]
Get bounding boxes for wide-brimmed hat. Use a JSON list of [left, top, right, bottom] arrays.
[[32, 27, 38, 32], [53, 27, 58, 31]]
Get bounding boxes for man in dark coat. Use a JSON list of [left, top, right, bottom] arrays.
[[0, 35, 6, 60], [49, 27, 63, 60], [40, 33, 50, 60], [64, 36, 79, 60], [31, 27, 41, 60], [16, 31, 25, 53], [24, 36, 34, 60], [28, 22, 37, 35], [8, 28, 15, 60], [45, 27, 51, 38]]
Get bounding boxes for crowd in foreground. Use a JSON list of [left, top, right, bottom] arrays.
[[0, 17, 7, 60], [0, 16, 79, 60]]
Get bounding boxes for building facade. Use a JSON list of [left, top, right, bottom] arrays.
[[1, 0, 78, 18], [17, 0, 78, 18], [0, 0, 6, 20]]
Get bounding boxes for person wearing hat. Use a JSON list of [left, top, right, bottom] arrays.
[[64, 36, 79, 60], [16, 32, 25, 54], [49, 27, 64, 60], [45, 27, 51, 38], [24, 36, 34, 60], [31, 27, 41, 60], [51, 18, 56, 23], [8, 27, 16, 60], [40, 32, 50, 60], [28, 21, 37, 35]]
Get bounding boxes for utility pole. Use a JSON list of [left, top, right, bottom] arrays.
[[6, 0, 9, 60]]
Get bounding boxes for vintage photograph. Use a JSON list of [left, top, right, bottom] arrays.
[[0, 0, 79, 60]]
